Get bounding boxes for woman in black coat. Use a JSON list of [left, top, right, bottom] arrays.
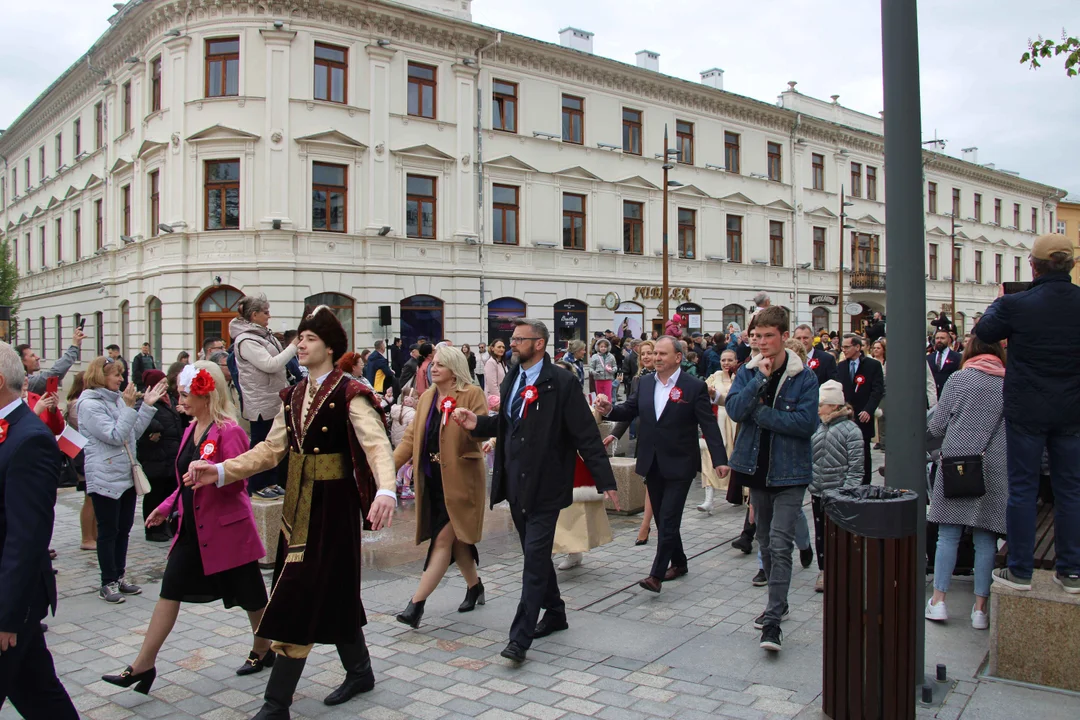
[[136, 370, 185, 542]]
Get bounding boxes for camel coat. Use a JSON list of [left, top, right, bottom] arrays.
[[393, 384, 488, 545], [700, 370, 737, 490]]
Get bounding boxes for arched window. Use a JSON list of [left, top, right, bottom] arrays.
[[613, 301, 644, 341], [956, 312, 966, 337], [722, 304, 746, 332], [196, 285, 244, 350], [119, 301, 130, 359], [554, 299, 588, 347], [487, 297, 527, 345], [303, 293, 354, 351], [400, 294, 443, 349], [812, 307, 830, 333], [147, 297, 162, 361]]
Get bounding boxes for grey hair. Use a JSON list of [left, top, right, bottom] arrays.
[[794, 324, 814, 334], [208, 350, 230, 365], [753, 291, 770, 306], [373, 339, 386, 352], [657, 335, 686, 357], [238, 293, 270, 321], [843, 333, 864, 348], [513, 318, 549, 345], [1032, 252, 1076, 277], [568, 339, 586, 355], [0, 342, 27, 393]]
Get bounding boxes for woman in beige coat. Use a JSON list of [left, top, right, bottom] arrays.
[[699, 349, 740, 514], [393, 345, 488, 629]]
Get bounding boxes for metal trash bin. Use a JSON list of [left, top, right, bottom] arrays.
[[822, 485, 919, 720]]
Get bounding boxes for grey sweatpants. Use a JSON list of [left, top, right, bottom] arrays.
[[750, 485, 809, 626]]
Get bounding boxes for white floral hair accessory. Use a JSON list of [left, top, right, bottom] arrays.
[[178, 364, 199, 393]]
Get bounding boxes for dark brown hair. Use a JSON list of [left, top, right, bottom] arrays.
[[754, 306, 789, 334], [960, 334, 1005, 365]]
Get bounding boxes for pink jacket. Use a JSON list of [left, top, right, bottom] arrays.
[[157, 421, 265, 575]]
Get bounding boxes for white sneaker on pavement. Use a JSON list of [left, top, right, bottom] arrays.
[[970, 606, 989, 630], [558, 553, 583, 571], [924, 598, 948, 622]]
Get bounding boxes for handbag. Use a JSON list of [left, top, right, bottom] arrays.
[[940, 413, 1004, 499], [122, 441, 153, 497]]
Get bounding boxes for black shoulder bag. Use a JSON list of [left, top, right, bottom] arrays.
[[940, 413, 1004, 499]]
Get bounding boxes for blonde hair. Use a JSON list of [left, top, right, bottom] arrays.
[[636, 340, 655, 376], [189, 360, 238, 427], [433, 345, 473, 391], [84, 356, 122, 390], [785, 338, 807, 363]]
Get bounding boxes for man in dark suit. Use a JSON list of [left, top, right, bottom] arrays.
[[927, 329, 962, 398], [837, 334, 885, 485], [0, 342, 79, 719], [453, 319, 618, 664], [793, 325, 837, 386], [597, 336, 729, 592]]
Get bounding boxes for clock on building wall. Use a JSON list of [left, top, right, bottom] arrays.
[[603, 292, 621, 311]]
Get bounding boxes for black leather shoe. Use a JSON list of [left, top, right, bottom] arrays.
[[664, 566, 688, 581], [102, 666, 157, 695], [533, 612, 568, 638], [731, 536, 753, 554], [396, 599, 425, 629], [800, 547, 814, 569], [324, 668, 375, 705], [236, 649, 275, 676], [500, 641, 526, 663], [458, 580, 486, 613]]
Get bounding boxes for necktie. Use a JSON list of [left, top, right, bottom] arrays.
[[850, 361, 858, 381], [939, 351, 946, 370], [510, 371, 527, 422]]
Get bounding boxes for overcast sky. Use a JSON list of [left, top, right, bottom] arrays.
[[2, 0, 1076, 197]]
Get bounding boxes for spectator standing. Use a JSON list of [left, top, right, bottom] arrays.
[[483, 340, 508, 397], [18, 326, 84, 395], [131, 343, 157, 392], [871, 339, 887, 450], [176, 351, 190, 365], [865, 312, 886, 343], [200, 336, 226, 362], [461, 344, 477, 383], [416, 343, 434, 396], [106, 345, 130, 389], [566, 340, 587, 388], [837, 335, 885, 484], [927, 329, 962, 398], [794, 324, 838, 385], [389, 338, 405, 376], [589, 339, 617, 400], [399, 344, 421, 390], [134, 369, 184, 543], [700, 349, 740, 514], [363, 340, 395, 394], [475, 342, 490, 390], [622, 340, 639, 381]]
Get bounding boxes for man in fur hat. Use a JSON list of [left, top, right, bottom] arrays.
[[186, 306, 397, 719]]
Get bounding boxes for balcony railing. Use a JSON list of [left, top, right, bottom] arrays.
[[850, 265, 886, 291]]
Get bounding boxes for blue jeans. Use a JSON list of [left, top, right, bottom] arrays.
[[1005, 422, 1080, 578], [933, 524, 997, 598], [758, 507, 811, 569]]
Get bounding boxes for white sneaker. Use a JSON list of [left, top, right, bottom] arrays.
[[924, 598, 948, 622], [970, 606, 989, 630], [558, 553, 583, 571]]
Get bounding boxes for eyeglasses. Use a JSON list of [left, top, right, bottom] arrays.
[[509, 336, 541, 345]]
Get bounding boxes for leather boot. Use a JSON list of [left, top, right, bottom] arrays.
[[458, 580, 486, 612], [252, 654, 306, 719], [396, 599, 426, 628], [324, 634, 375, 706], [697, 487, 715, 515]]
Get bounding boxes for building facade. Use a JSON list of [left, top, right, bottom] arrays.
[[0, 0, 1067, 366], [1055, 199, 1080, 285]]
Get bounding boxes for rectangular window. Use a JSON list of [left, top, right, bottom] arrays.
[[995, 253, 1002, 284], [73, 118, 82, 157], [94, 199, 103, 249], [726, 215, 743, 263], [1014, 256, 1021, 281], [994, 199, 1002, 224], [205, 37, 240, 98], [149, 170, 160, 236], [928, 182, 937, 213], [151, 56, 162, 112], [676, 120, 694, 164], [73, 208, 81, 259], [975, 250, 983, 283], [94, 102, 104, 149], [55, 133, 63, 169], [769, 221, 784, 266], [38, 227, 45, 269], [952, 188, 960, 217], [407, 61, 437, 119], [953, 245, 961, 281], [122, 81, 132, 133], [929, 243, 938, 280], [767, 142, 782, 182], [1013, 203, 1021, 229], [866, 166, 877, 200], [205, 159, 240, 230], [1031, 207, 1038, 233], [724, 132, 741, 174], [622, 109, 642, 155], [39, 147, 45, 178], [24, 158, 30, 189], [850, 163, 862, 198], [24, 233, 30, 271], [311, 162, 347, 232], [313, 43, 347, 104], [492, 80, 517, 133], [812, 153, 825, 190], [813, 227, 826, 270], [12, 169, 16, 196], [121, 185, 131, 236], [562, 95, 584, 145], [562, 193, 586, 250], [678, 208, 696, 259], [39, 317, 45, 359], [492, 184, 519, 245], [406, 174, 436, 238], [623, 201, 643, 255], [974, 193, 982, 222], [55, 316, 62, 359], [55, 218, 62, 263]]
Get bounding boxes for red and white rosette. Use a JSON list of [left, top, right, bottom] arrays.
[[855, 375, 866, 389], [808, 358, 820, 370], [0, 419, 8, 445], [199, 439, 217, 462], [669, 386, 683, 403], [440, 396, 457, 426], [521, 385, 539, 418]]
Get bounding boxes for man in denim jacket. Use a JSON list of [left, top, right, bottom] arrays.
[[725, 307, 819, 653]]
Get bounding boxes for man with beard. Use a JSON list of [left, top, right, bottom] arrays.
[[927, 329, 962, 398]]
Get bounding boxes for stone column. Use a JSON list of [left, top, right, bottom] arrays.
[[452, 61, 478, 241], [260, 29, 297, 228], [365, 43, 395, 233]]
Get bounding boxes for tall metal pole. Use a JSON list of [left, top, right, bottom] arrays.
[[950, 214, 957, 326], [839, 187, 846, 331], [662, 125, 671, 325], [881, 0, 928, 690]]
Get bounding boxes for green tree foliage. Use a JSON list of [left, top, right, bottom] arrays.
[[1021, 30, 1080, 76], [0, 240, 21, 337]]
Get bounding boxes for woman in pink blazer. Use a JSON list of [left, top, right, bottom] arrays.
[[102, 362, 270, 695]]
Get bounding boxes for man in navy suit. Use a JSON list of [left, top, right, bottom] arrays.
[[837, 335, 886, 485], [0, 342, 78, 719], [597, 336, 729, 592], [794, 325, 837, 386], [927, 329, 962, 398]]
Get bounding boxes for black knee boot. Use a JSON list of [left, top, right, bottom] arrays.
[[732, 509, 755, 554], [324, 632, 375, 706], [253, 654, 306, 719]]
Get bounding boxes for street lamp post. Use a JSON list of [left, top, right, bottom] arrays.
[[950, 214, 962, 329], [662, 126, 671, 324], [839, 187, 855, 331]]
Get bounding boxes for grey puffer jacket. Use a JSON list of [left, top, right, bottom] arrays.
[[809, 406, 864, 496], [78, 388, 157, 499]]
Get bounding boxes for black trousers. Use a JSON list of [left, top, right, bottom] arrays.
[[509, 504, 563, 649], [0, 618, 78, 719], [90, 488, 137, 586], [811, 495, 826, 571], [645, 468, 694, 580], [861, 437, 872, 485]]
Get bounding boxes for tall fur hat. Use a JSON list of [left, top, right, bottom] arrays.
[[297, 305, 348, 360]]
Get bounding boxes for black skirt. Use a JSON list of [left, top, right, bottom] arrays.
[[422, 464, 479, 571]]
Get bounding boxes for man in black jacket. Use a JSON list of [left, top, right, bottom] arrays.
[[454, 319, 618, 663], [398, 344, 421, 390], [793, 325, 837, 386], [926, 329, 962, 398], [837, 334, 885, 484], [131, 342, 157, 391], [597, 336, 728, 592], [865, 312, 886, 343], [0, 342, 79, 719]]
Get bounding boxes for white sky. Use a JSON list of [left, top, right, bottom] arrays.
[[2, 0, 1076, 197]]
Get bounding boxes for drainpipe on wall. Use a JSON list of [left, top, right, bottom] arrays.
[[474, 32, 502, 337]]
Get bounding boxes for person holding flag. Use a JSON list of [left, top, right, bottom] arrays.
[[101, 361, 270, 695], [392, 345, 489, 628]]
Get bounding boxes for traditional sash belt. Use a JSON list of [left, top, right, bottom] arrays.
[[281, 451, 349, 563]]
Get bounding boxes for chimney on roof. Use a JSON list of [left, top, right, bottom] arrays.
[[961, 146, 979, 164], [635, 50, 660, 72], [701, 68, 724, 90], [830, 94, 840, 104], [559, 27, 594, 54]]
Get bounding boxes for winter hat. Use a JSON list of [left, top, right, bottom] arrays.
[[819, 380, 845, 406], [297, 305, 348, 360], [141, 369, 166, 390]]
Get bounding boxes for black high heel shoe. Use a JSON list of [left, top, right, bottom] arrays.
[[396, 599, 426, 629], [236, 649, 276, 676], [635, 533, 650, 546], [458, 580, 486, 613], [102, 666, 156, 695]]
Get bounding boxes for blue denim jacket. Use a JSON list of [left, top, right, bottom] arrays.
[[725, 350, 819, 486]]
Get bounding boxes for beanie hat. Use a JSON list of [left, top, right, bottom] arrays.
[[819, 379, 845, 406], [142, 369, 166, 390], [297, 305, 348, 361]]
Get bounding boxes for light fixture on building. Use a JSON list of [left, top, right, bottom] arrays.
[[272, 219, 282, 230], [597, 142, 619, 151], [750, 172, 767, 180], [99, 79, 113, 87], [535, 240, 558, 248], [157, 223, 175, 234], [273, 20, 285, 29], [124, 56, 140, 64], [706, 255, 726, 262], [461, 58, 476, 66], [378, 226, 392, 236], [798, 262, 812, 269], [796, 138, 807, 145], [598, 246, 620, 253], [377, 39, 391, 48], [839, 148, 850, 155], [164, 29, 181, 37], [667, 180, 684, 187], [120, 235, 135, 244], [705, 163, 726, 172], [214, 276, 223, 286], [464, 236, 479, 245], [533, 131, 559, 140]]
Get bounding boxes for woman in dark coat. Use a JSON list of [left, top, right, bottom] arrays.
[[136, 369, 185, 542]]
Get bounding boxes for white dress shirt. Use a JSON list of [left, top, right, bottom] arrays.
[[0, 398, 23, 420], [652, 368, 682, 421]]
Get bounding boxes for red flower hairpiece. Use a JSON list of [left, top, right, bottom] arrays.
[[189, 369, 217, 396]]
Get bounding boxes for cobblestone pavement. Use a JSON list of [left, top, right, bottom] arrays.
[[7, 449, 1080, 720]]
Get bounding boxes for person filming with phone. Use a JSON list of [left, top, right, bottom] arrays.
[[16, 324, 85, 396]]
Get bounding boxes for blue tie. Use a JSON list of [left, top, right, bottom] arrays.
[[510, 371, 527, 423], [850, 360, 858, 381]]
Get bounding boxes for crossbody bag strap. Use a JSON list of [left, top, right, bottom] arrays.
[[121, 440, 138, 467]]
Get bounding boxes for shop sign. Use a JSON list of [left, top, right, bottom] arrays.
[[808, 294, 838, 306], [632, 286, 691, 302]]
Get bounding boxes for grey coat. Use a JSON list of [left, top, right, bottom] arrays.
[[26, 345, 80, 395], [77, 388, 157, 499], [809, 406, 865, 496]]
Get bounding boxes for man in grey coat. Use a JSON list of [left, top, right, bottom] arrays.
[[17, 326, 84, 395]]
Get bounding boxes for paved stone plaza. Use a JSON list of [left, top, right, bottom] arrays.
[[6, 451, 1079, 720]]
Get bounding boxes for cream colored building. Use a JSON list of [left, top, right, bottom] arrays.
[[0, 0, 1067, 365]]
